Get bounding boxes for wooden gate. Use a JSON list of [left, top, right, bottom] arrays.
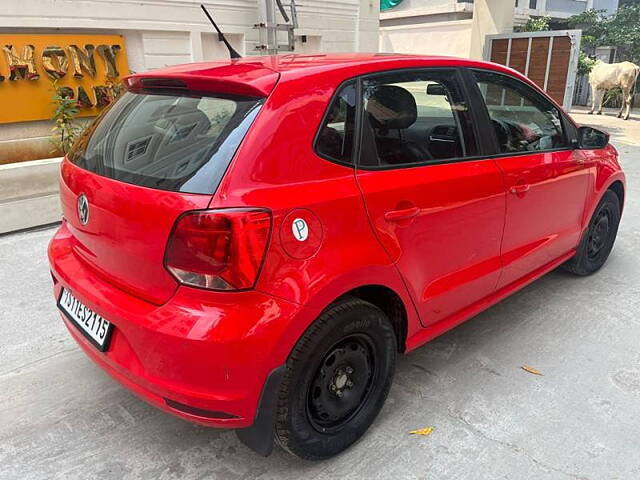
[[483, 30, 581, 111]]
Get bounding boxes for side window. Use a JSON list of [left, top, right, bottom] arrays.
[[315, 81, 356, 164], [472, 70, 568, 154], [360, 69, 477, 167]]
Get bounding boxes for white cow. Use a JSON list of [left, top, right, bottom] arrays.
[[589, 60, 640, 120]]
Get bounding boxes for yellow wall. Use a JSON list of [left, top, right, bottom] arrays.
[[0, 34, 129, 124]]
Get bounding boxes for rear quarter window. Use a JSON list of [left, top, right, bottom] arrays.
[[68, 91, 263, 194], [315, 81, 357, 165]]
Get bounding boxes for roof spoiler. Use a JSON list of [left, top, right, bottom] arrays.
[[123, 64, 280, 98]]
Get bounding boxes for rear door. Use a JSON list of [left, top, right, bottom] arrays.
[[61, 89, 263, 304], [355, 68, 506, 327], [467, 69, 589, 288]]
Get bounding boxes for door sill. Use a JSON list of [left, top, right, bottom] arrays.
[[405, 249, 576, 352]]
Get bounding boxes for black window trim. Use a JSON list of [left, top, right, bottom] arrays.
[[353, 66, 485, 171], [465, 67, 579, 159]]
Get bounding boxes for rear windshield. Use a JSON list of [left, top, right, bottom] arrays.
[[68, 91, 263, 194]]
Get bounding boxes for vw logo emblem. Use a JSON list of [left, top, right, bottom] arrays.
[[77, 194, 89, 225]]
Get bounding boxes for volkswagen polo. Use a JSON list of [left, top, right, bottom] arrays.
[[48, 54, 625, 460]]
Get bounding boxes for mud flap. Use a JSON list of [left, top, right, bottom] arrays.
[[236, 365, 286, 456]]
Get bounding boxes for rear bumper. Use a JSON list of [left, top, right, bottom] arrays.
[[48, 221, 311, 429]]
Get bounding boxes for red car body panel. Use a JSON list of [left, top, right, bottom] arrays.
[[59, 161, 211, 305], [355, 160, 505, 327], [584, 143, 625, 220], [48, 54, 625, 436], [49, 220, 320, 426], [211, 67, 420, 322], [495, 149, 590, 288]]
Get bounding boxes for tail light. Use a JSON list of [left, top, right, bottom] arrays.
[[165, 208, 272, 291]]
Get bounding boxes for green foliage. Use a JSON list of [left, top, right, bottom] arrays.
[[577, 51, 597, 75], [49, 79, 82, 155], [603, 86, 623, 107], [523, 15, 551, 32], [105, 78, 125, 100], [568, 9, 608, 48], [606, 5, 640, 62], [568, 6, 640, 63]]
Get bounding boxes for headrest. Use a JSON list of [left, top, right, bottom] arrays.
[[153, 103, 208, 124], [366, 85, 417, 130]]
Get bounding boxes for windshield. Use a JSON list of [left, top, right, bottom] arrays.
[[68, 91, 263, 194]]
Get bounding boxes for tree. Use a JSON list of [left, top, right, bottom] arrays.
[[522, 15, 551, 32], [605, 5, 640, 62], [568, 5, 640, 63]]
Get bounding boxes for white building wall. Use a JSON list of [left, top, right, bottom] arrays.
[[0, 0, 378, 163], [380, 20, 473, 58], [357, 0, 381, 52], [379, 0, 474, 57], [0, 0, 377, 70]]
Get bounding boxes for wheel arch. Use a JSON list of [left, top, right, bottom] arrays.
[[584, 169, 626, 229], [335, 285, 409, 353], [285, 262, 422, 357], [608, 180, 625, 213]]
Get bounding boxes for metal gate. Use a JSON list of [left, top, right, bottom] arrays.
[[483, 30, 582, 111]]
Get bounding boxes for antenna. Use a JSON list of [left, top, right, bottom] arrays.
[[200, 4, 242, 59]]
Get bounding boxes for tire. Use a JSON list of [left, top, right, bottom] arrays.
[[562, 189, 621, 276], [274, 297, 396, 460]]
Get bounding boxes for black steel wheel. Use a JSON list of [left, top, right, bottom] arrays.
[[586, 205, 613, 260], [274, 297, 396, 460], [307, 334, 376, 434], [562, 189, 621, 276]]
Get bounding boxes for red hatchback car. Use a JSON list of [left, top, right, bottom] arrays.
[[49, 54, 625, 460]]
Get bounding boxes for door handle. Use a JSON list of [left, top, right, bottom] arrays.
[[384, 206, 420, 222], [509, 184, 530, 195]]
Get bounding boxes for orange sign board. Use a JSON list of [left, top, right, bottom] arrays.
[[0, 34, 129, 124]]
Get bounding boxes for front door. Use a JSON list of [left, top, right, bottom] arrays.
[[468, 69, 590, 288], [355, 68, 506, 327]]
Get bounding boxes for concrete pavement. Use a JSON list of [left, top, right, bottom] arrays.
[[1, 109, 639, 479]]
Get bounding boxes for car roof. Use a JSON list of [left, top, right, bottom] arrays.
[[227, 53, 466, 72], [125, 53, 528, 98]]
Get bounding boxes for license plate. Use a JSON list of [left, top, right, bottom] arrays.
[[57, 288, 113, 351]]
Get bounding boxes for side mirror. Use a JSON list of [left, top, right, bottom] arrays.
[[578, 126, 609, 149], [426, 83, 447, 96]]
